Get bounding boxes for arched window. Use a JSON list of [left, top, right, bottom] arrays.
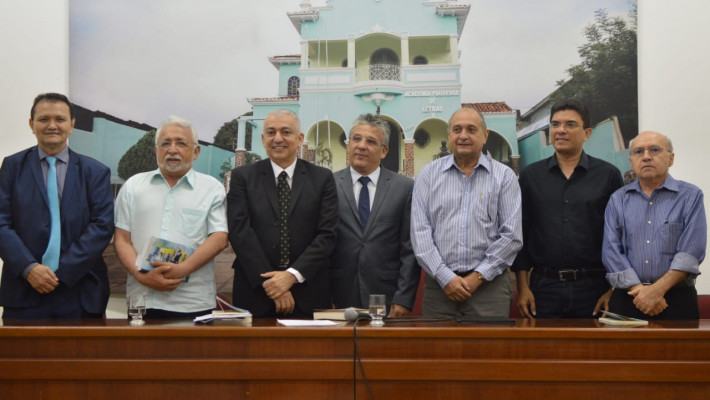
[[287, 76, 300, 96], [370, 48, 399, 66], [369, 48, 400, 80], [413, 55, 428, 65], [414, 128, 431, 148]]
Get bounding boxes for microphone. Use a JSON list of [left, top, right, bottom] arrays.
[[344, 307, 371, 322]]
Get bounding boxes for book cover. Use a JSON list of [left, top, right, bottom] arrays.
[[135, 236, 195, 279], [313, 308, 367, 321], [599, 310, 648, 327]]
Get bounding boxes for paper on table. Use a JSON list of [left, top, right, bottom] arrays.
[[277, 319, 339, 327]]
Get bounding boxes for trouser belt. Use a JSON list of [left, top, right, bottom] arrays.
[[533, 266, 606, 281]]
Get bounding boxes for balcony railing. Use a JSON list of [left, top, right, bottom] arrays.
[[356, 64, 401, 82]]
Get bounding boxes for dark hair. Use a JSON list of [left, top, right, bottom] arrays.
[[31, 93, 74, 120], [550, 99, 590, 129]]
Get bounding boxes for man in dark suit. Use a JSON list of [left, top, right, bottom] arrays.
[[0, 93, 114, 318], [228, 109, 338, 318], [331, 114, 420, 316]]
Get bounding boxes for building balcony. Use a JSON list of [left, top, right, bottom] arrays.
[[356, 64, 401, 82]]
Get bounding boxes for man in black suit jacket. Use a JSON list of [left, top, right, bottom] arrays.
[[0, 93, 114, 318], [228, 109, 338, 318], [331, 114, 420, 316]]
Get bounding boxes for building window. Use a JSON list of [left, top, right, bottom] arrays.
[[369, 48, 400, 81], [413, 55, 428, 65], [287, 76, 300, 96], [414, 128, 431, 148]]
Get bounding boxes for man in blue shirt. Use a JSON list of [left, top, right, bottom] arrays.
[[602, 131, 706, 319], [411, 107, 522, 318]]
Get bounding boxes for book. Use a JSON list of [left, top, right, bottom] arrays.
[[313, 308, 367, 321], [599, 311, 648, 327], [194, 298, 253, 326], [135, 236, 195, 281]]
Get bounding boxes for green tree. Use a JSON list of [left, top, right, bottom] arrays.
[[553, 7, 638, 145], [213, 111, 254, 151], [118, 130, 158, 181]]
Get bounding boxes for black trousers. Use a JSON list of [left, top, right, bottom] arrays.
[[608, 285, 699, 320]]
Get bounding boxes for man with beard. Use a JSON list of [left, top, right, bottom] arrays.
[[114, 116, 228, 319]]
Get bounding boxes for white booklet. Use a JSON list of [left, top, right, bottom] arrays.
[[599, 310, 648, 327]]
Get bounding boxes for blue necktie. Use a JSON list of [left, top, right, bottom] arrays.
[[42, 156, 61, 271], [358, 176, 371, 230]]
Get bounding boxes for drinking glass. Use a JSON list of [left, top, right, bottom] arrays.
[[368, 294, 386, 327], [128, 293, 147, 326]]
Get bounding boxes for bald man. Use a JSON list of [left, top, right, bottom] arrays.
[[602, 131, 706, 319]]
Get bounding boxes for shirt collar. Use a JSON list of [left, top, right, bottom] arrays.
[[350, 166, 380, 186], [547, 151, 589, 171], [38, 146, 69, 164], [627, 174, 678, 194], [151, 167, 196, 188], [270, 159, 297, 181], [442, 154, 491, 173]]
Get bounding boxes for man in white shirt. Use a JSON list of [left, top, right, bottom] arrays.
[[114, 116, 228, 319]]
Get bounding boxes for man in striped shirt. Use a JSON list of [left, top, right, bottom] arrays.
[[411, 108, 522, 318], [602, 131, 706, 319]]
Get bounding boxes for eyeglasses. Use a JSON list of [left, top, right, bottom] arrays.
[[349, 135, 383, 148], [630, 145, 669, 158]]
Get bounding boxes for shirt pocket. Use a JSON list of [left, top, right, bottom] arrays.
[[474, 191, 498, 224], [179, 208, 207, 237], [661, 222, 683, 254]]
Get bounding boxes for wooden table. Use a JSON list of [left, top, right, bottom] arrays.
[[1, 318, 709, 399]]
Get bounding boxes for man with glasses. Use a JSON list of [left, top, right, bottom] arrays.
[[602, 131, 706, 319], [512, 99, 624, 318], [114, 116, 229, 319], [330, 114, 420, 317]]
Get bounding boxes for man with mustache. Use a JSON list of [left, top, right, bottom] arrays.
[[0, 93, 114, 318], [114, 116, 228, 319], [512, 100, 623, 319], [411, 107, 522, 318], [602, 131, 706, 319]]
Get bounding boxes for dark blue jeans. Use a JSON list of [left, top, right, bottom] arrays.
[[529, 273, 609, 318]]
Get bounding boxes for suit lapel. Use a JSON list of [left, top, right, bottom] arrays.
[[60, 149, 80, 219], [337, 169, 359, 222], [366, 168, 391, 235], [259, 160, 280, 216], [29, 147, 50, 208], [288, 160, 307, 215]]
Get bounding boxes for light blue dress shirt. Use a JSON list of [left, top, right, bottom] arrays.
[[602, 175, 706, 288], [411, 154, 522, 288]]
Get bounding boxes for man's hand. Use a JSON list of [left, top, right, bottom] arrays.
[[593, 289, 613, 316], [27, 264, 60, 294], [516, 286, 536, 319], [261, 271, 297, 300], [273, 291, 295, 315], [135, 265, 183, 292], [388, 304, 411, 317], [628, 284, 668, 316], [151, 261, 190, 280], [443, 276, 472, 303]]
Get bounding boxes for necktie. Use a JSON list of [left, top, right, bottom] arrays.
[[42, 156, 61, 271], [358, 176, 371, 230], [277, 171, 291, 267]]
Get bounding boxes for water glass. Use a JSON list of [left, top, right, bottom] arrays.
[[368, 294, 386, 327], [128, 293, 147, 326]]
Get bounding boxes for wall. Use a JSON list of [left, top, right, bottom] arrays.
[[1, 1, 709, 294]]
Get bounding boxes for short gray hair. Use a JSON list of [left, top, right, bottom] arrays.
[[349, 113, 390, 146], [155, 115, 199, 145], [265, 109, 301, 131]]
